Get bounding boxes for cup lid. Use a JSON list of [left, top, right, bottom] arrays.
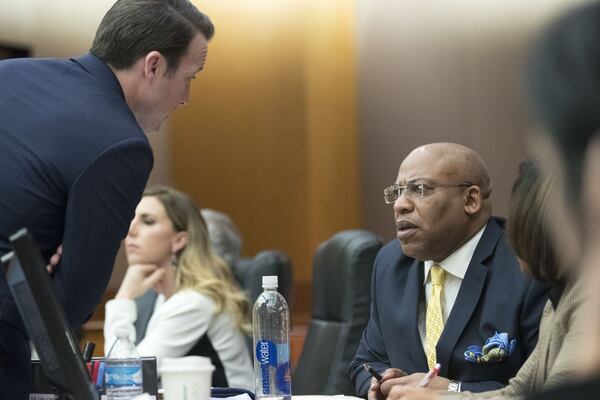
[[159, 356, 215, 373]]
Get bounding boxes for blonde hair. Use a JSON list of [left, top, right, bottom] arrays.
[[144, 185, 251, 332]]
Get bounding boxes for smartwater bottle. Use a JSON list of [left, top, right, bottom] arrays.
[[253, 276, 291, 400], [104, 327, 143, 400]]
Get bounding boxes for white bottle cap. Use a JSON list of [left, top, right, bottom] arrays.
[[262, 275, 278, 289]]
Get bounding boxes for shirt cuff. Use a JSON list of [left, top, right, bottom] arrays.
[[105, 298, 137, 322]]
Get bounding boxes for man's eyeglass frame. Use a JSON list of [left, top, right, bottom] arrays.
[[383, 182, 473, 204]]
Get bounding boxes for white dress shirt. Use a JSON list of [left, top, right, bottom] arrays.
[[104, 289, 254, 391], [418, 226, 486, 352]]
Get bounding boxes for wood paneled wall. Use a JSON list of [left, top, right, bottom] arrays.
[[170, 0, 361, 317], [355, 0, 584, 241]]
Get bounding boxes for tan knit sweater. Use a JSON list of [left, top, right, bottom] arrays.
[[445, 277, 589, 399]]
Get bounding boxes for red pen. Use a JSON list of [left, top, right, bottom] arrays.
[[417, 363, 441, 387], [92, 360, 100, 385]]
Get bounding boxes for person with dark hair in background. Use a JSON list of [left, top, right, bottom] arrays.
[[0, 1, 214, 397], [525, 1, 600, 399], [351, 143, 547, 397], [382, 159, 590, 400], [201, 209, 243, 269]]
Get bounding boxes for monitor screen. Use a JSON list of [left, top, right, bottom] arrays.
[[3, 228, 97, 400]]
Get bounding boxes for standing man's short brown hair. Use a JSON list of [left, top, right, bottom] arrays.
[[91, 0, 214, 73]]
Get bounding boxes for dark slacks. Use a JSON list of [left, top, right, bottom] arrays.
[[0, 319, 30, 400]]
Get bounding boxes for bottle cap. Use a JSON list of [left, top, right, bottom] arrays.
[[262, 275, 278, 289]]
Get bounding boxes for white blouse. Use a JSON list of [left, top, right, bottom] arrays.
[[104, 289, 253, 391]]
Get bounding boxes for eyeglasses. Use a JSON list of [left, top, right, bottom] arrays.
[[383, 182, 473, 204]]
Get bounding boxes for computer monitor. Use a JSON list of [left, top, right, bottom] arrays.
[[3, 228, 97, 400]]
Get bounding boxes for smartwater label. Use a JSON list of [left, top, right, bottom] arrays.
[[255, 339, 291, 395], [275, 359, 291, 394], [256, 339, 277, 395]]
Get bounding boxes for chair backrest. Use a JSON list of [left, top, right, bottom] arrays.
[[134, 289, 158, 344], [293, 230, 383, 395], [233, 250, 293, 307], [233, 250, 294, 357]]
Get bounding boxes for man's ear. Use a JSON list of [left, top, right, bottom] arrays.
[[143, 51, 163, 80], [171, 231, 188, 254], [464, 186, 482, 215]]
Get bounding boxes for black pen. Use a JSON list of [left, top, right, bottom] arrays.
[[82, 341, 95, 363], [363, 363, 383, 382]]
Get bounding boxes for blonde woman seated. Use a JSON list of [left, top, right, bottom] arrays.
[[104, 186, 253, 390]]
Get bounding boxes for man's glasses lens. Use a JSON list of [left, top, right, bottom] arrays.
[[384, 186, 400, 204], [383, 183, 425, 204]]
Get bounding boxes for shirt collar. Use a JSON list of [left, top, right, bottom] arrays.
[[71, 53, 125, 100], [424, 225, 486, 283]]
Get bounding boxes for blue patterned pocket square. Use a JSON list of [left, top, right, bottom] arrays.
[[464, 331, 516, 364]]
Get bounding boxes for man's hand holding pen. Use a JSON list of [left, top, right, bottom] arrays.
[[367, 367, 408, 400], [368, 363, 446, 400]]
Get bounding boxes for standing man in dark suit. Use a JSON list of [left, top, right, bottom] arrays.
[[0, 1, 214, 397], [350, 143, 547, 396]]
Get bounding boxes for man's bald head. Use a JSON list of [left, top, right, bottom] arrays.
[[394, 143, 493, 262], [403, 143, 492, 199]]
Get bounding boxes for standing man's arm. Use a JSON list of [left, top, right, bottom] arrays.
[[51, 138, 153, 327]]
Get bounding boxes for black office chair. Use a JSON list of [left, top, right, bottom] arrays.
[[293, 230, 383, 395], [134, 289, 158, 344], [233, 250, 293, 307]]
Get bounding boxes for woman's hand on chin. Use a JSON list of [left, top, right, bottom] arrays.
[[115, 263, 166, 300]]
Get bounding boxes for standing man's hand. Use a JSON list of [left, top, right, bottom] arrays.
[[46, 244, 63, 274], [368, 368, 408, 400], [115, 264, 165, 300]]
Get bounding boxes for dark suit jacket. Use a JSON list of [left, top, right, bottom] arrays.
[[350, 217, 548, 395], [0, 54, 153, 386]]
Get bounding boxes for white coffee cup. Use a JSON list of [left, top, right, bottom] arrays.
[[159, 356, 215, 400]]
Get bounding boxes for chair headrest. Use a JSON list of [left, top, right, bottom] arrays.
[[312, 230, 382, 322], [233, 250, 293, 306]]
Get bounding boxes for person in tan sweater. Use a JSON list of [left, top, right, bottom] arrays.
[[379, 159, 589, 400]]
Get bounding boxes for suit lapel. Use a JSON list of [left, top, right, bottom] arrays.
[[399, 258, 428, 371], [436, 219, 502, 377]]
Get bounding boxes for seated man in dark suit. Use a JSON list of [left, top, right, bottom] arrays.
[[350, 143, 547, 396]]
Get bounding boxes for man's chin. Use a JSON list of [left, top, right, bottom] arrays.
[[398, 241, 425, 261], [140, 118, 167, 134], [142, 124, 161, 134]]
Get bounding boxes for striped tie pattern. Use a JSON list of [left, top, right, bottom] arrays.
[[425, 264, 446, 369]]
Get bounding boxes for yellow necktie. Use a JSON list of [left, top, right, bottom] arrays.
[[425, 264, 446, 369]]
